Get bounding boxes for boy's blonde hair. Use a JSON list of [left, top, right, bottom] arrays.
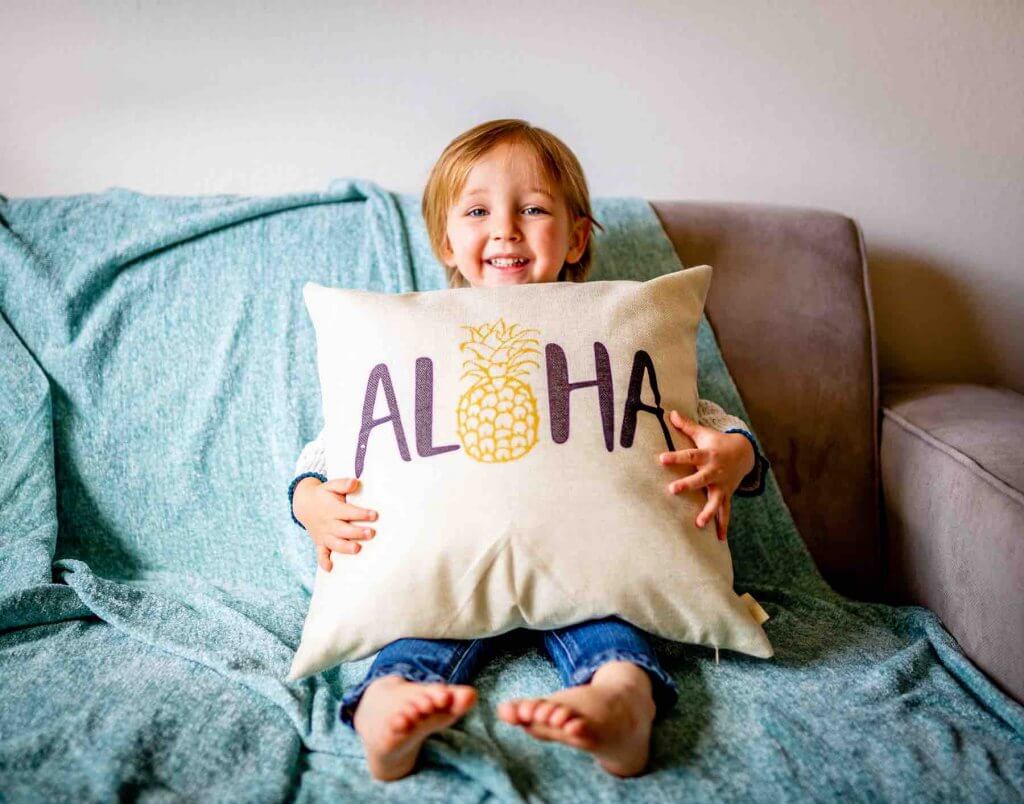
[[422, 119, 605, 288]]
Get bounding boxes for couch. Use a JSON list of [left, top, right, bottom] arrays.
[[2, 184, 1021, 800]]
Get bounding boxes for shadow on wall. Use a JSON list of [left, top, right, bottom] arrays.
[[867, 247, 1001, 389]]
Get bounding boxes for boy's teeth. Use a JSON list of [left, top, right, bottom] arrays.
[[489, 258, 527, 267]]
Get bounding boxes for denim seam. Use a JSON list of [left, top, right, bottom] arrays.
[[547, 628, 575, 679], [445, 639, 482, 684]]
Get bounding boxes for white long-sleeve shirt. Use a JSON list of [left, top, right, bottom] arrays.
[[289, 398, 769, 525]]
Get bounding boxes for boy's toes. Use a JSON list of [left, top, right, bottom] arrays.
[[412, 693, 436, 715], [450, 685, 477, 715], [548, 704, 574, 728], [517, 699, 541, 722], [497, 700, 521, 724], [522, 713, 592, 749], [564, 717, 591, 740], [426, 685, 452, 709], [524, 723, 556, 742], [533, 701, 555, 723]]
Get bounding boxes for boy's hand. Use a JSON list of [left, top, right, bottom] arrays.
[[658, 409, 755, 542], [292, 477, 378, 572]]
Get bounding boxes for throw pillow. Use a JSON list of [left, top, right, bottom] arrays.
[[288, 266, 773, 680]]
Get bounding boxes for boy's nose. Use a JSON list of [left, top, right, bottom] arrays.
[[491, 223, 521, 241], [491, 213, 521, 240]]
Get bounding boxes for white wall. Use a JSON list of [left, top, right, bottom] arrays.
[[3, 0, 1022, 393]]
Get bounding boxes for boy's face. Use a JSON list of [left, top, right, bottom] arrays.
[[444, 142, 590, 287]]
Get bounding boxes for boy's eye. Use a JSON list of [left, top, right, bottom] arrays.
[[466, 207, 546, 217]]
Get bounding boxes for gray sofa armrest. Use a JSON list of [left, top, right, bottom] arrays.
[[881, 382, 1024, 704]]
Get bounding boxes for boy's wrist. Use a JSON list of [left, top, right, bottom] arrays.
[[724, 428, 756, 475], [741, 437, 755, 476], [723, 431, 755, 475], [294, 478, 322, 521], [724, 428, 769, 497], [288, 472, 326, 528]]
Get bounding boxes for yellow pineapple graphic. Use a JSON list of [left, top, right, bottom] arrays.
[[456, 318, 542, 463]]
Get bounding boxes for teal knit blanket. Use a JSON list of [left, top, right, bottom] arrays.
[[1, 180, 1021, 801]]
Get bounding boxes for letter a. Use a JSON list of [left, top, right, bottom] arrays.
[[620, 350, 675, 451], [354, 363, 411, 477]]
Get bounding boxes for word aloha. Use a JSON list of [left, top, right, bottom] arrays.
[[353, 343, 676, 477]]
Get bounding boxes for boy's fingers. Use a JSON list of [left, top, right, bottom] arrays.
[[696, 486, 724, 528], [327, 537, 361, 555], [324, 477, 359, 494], [717, 497, 731, 542], [660, 449, 704, 466], [316, 545, 333, 572], [334, 502, 378, 522], [669, 409, 697, 433], [331, 522, 375, 541], [669, 470, 711, 494]]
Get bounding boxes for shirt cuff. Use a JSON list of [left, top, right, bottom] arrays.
[[288, 472, 327, 529], [724, 428, 770, 498]]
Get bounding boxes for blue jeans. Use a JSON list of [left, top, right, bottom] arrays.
[[339, 617, 679, 729]]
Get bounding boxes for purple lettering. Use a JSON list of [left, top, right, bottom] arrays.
[[545, 342, 615, 451], [415, 357, 460, 458], [354, 363, 411, 477], [620, 349, 675, 451]]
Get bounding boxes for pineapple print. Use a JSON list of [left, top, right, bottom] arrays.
[[456, 318, 542, 463]]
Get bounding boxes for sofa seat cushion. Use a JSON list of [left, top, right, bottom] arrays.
[[881, 382, 1024, 703]]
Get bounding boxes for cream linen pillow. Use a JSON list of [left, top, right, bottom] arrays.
[[288, 266, 773, 680]]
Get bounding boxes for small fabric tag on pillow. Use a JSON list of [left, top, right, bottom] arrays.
[[739, 592, 770, 625]]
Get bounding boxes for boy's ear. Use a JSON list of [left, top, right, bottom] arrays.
[[441, 236, 456, 268], [567, 217, 592, 264]]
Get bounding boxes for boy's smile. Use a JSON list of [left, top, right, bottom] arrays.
[[443, 142, 590, 288]]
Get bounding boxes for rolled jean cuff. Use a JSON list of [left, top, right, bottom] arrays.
[[339, 663, 447, 730], [567, 648, 679, 719]]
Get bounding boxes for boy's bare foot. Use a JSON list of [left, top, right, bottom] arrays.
[[353, 675, 477, 781], [496, 661, 657, 777]]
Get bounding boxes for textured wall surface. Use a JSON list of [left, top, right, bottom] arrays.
[[3, 0, 1022, 392]]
